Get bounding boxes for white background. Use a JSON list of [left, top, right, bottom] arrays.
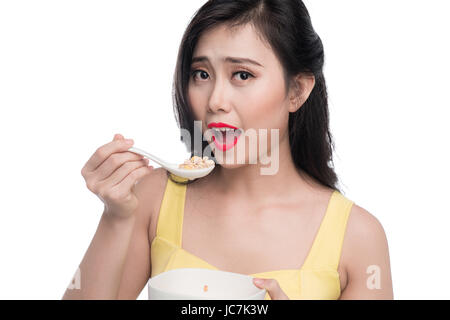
[[0, 0, 449, 299]]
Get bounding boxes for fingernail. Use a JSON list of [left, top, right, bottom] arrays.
[[253, 278, 263, 285]]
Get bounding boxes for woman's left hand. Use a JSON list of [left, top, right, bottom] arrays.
[[252, 278, 290, 300]]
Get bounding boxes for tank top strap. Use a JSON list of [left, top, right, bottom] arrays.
[[155, 173, 189, 247], [302, 190, 354, 271]]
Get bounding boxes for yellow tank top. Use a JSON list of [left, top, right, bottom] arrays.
[[150, 173, 354, 300]]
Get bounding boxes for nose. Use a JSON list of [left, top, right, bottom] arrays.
[[208, 76, 231, 113]]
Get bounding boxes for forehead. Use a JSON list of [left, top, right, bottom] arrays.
[[192, 23, 276, 66]]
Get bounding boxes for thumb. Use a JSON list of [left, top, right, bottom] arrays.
[[253, 278, 289, 300]]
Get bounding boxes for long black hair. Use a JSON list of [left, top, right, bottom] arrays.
[[169, 0, 342, 193]]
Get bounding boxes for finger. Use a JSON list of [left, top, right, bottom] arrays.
[[84, 137, 135, 172], [253, 278, 289, 300], [114, 133, 125, 141], [112, 163, 154, 198], [100, 158, 150, 189], [94, 151, 145, 182]]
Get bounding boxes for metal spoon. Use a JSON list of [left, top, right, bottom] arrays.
[[127, 146, 215, 180]]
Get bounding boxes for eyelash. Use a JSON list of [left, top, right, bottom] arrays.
[[191, 69, 254, 81]]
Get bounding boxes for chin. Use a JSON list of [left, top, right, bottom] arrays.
[[212, 150, 254, 170], [215, 161, 247, 170], [207, 139, 255, 168]]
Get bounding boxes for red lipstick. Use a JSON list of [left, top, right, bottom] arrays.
[[207, 122, 242, 151], [207, 122, 238, 130]]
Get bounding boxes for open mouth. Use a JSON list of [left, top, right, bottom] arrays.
[[211, 127, 243, 151]]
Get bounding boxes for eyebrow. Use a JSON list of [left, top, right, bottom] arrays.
[[191, 56, 264, 68]]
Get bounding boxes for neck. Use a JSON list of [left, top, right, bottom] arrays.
[[208, 134, 316, 203]]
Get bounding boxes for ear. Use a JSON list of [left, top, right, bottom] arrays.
[[288, 73, 316, 113]]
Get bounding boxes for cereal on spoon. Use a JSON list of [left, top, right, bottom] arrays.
[[178, 156, 215, 170]]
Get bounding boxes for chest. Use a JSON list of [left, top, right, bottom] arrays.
[[148, 182, 348, 293], [187, 201, 315, 270]]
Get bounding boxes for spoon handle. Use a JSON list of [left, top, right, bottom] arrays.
[[127, 146, 170, 168]]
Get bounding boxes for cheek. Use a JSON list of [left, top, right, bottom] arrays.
[[240, 78, 287, 130], [188, 85, 207, 120]]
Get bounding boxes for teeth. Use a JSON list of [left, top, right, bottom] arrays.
[[215, 127, 235, 132]]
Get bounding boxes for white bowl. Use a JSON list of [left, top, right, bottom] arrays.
[[148, 268, 266, 300]]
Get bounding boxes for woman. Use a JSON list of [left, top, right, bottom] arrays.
[[64, 0, 393, 300]]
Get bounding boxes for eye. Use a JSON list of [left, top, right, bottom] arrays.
[[191, 70, 209, 81], [233, 71, 254, 81]]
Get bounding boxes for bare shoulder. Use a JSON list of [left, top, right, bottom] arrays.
[[344, 204, 389, 249], [339, 202, 394, 299], [133, 167, 169, 227]]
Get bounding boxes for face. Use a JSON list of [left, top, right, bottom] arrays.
[[188, 23, 295, 170]]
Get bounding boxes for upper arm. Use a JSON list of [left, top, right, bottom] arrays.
[[115, 167, 166, 299], [339, 204, 394, 300]]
